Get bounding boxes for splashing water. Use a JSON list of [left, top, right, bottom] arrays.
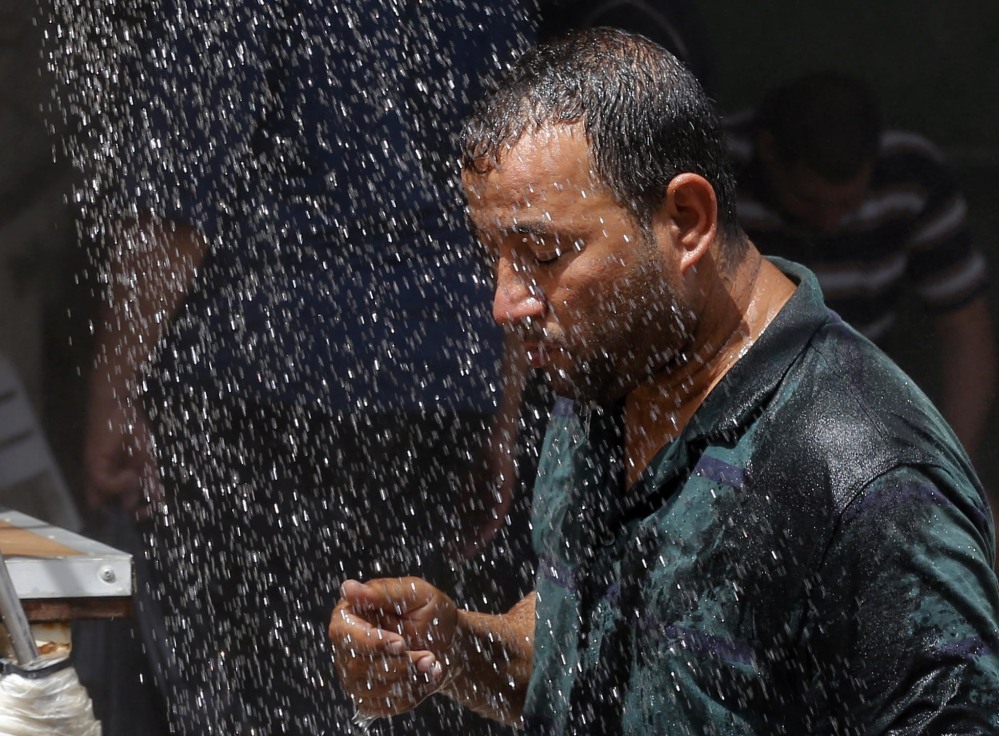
[[44, 0, 540, 733]]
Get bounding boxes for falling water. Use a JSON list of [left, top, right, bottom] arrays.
[[45, 1, 540, 733]]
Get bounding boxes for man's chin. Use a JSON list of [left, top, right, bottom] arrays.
[[540, 365, 624, 404]]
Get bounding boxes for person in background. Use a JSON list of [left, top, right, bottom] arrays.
[[726, 72, 997, 467], [328, 29, 999, 734], [70, 1, 534, 734]]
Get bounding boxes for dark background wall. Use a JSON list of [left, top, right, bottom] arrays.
[[698, 1, 999, 490], [701, 1, 999, 156], [1, 2, 998, 516]]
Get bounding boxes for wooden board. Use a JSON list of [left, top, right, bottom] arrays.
[[0, 519, 81, 559]]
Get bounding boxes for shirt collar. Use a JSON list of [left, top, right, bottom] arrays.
[[569, 258, 829, 518], [572, 258, 829, 447], [685, 257, 830, 442]]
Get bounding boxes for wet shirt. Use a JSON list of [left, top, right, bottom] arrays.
[[523, 259, 999, 735], [113, 0, 533, 413], [726, 113, 988, 344]]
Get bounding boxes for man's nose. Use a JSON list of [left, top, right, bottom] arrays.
[[492, 262, 545, 328]]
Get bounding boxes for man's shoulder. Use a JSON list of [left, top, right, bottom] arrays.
[[749, 318, 973, 514]]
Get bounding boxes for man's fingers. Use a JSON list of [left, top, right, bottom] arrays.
[[339, 651, 441, 689], [345, 652, 445, 717], [330, 583, 452, 720], [340, 608, 406, 653], [410, 650, 445, 683], [332, 627, 442, 712], [341, 578, 429, 616], [330, 600, 407, 653], [332, 615, 443, 686], [339, 579, 378, 607]]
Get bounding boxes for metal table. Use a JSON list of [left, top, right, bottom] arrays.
[[0, 508, 132, 625]]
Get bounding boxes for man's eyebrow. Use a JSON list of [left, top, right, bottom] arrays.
[[503, 220, 555, 237], [501, 220, 589, 242]]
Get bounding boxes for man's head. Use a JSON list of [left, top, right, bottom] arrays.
[[459, 27, 741, 244], [459, 28, 744, 402], [756, 72, 881, 233]]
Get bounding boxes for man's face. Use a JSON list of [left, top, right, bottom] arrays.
[[766, 158, 872, 234], [462, 125, 693, 402]]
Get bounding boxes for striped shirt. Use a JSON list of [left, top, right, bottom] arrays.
[[523, 260, 999, 735], [726, 112, 987, 343]]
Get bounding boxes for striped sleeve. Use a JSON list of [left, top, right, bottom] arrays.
[[882, 131, 989, 311]]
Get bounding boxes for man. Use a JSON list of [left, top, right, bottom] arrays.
[[329, 29, 999, 734], [726, 72, 997, 463]]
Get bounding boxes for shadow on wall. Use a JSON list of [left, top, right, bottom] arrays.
[[0, 0, 86, 517]]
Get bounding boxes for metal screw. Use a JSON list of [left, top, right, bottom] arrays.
[[99, 566, 116, 583]]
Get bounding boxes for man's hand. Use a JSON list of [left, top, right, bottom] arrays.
[[329, 578, 458, 718]]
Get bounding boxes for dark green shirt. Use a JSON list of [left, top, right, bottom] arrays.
[[523, 259, 999, 735]]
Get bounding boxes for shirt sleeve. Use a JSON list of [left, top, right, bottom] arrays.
[[808, 464, 999, 734]]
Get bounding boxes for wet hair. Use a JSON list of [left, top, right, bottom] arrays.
[[459, 27, 742, 245], [758, 71, 881, 182]]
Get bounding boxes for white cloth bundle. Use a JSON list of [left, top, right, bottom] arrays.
[[0, 660, 101, 736]]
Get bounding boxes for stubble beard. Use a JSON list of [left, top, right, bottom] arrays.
[[543, 270, 693, 404]]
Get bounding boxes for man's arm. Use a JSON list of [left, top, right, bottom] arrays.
[[84, 215, 207, 513], [441, 590, 536, 723], [329, 578, 535, 727]]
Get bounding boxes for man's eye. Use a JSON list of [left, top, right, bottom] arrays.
[[513, 229, 538, 245], [536, 237, 584, 264], [536, 247, 561, 264]]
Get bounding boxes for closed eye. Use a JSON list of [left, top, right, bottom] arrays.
[[535, 246, 562, 264], [532, 236, 586, 265]]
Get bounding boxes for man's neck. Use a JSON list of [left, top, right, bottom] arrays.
[[622, 250, 794, 488]]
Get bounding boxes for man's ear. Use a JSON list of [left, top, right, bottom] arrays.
[[659, 173, 718, 274]]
